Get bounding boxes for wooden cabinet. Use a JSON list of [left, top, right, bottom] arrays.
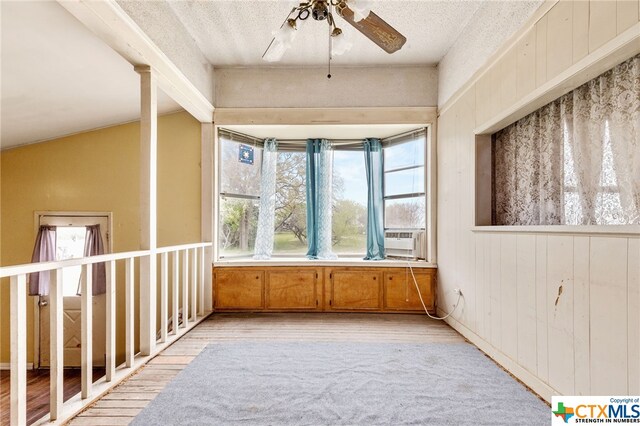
[[213, 265, 436, 314], [214, 269, 264, 310], [383, 270, 434, 312], [266, 269, 320, 310], [329, 269, 382, 311]]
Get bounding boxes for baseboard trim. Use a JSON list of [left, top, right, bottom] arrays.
[[0, 362, 34, 370], [438, 308, 557, 403]]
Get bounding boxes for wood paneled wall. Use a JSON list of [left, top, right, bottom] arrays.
[[473, 0, 639, 129], [437, 0, 640, 401]]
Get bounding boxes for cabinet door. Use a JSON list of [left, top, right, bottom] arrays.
[[384, 270, 434, 312], [266, 269, 319, 310], [214, 269, 264, 309], [330, 269, 382, 310]]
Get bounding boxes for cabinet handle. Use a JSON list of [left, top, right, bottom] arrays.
[[373, 276, 376, 280], [256, 276, 259, 279], [389, 276, 393, 280]]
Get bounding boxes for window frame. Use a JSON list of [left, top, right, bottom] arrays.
[[32, 210, 112, 369], [381, 129, 428, 233], [213, 123, 435, 264], [217, 132, 264, 258]]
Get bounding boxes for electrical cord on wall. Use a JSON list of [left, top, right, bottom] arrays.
[[407, 262, 462, 321]]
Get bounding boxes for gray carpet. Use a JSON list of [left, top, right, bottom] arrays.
[[132, 342, 549, 425]]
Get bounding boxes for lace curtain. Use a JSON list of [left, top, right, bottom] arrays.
[[493, 53, 640, 225], [254, 138, 278, 259]]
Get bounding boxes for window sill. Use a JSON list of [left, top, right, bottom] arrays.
[[214, 257, 437, 269], [472, 225, 640, 237]]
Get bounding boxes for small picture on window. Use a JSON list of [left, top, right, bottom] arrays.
[[239, 144, 254, 165]]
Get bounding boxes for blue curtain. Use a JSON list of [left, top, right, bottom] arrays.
[[363, 138, 385, 260], [306, 139, 337, 259], [254, 138, 278, 259]]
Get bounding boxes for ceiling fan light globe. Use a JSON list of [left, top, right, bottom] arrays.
[[331, 34, 353, 56], [262, 40, 288, 62], [274, 23, 297, 48], [349, 0, 372, 22]]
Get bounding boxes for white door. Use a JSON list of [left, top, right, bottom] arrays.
[[38, 214, 109, 368]]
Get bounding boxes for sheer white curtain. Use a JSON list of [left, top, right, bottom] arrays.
[[253, 138, 278, 259], [493, 53, 639, 225]]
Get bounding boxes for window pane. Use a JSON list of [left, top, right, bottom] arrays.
[[220, 138, 262, 196], [332, 151, 367, 254], [596, 192, 625, 225], [219, 197, 259, 257], [384, 166, 425, 197], [56, 227, 86, 296], [383, 135, 425, 170], [273, 152, 307, 255], [385, 197, 425, 229]]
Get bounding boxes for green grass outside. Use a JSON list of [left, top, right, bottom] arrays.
[[273, 232, 365, 255], [220, 232, 366, 257]]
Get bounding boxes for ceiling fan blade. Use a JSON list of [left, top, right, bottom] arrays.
[[337, 5, 406, 54]]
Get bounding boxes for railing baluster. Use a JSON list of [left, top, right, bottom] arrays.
[[199, 246, 205, 315], [81, 264, 93, 399], [160, 252, 168, 343], [182, 250, 189, 328], [105, 260, 116, 382], [191, 248, 197, 321], [125, 258, 135, 367], [172, 251, 179, 335], [0, 243, 211, 425], [50, 269, 64, 420], [10, 274, 26, 426]]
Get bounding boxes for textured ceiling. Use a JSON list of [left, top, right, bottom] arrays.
[[168, 0, 484, 67], [1, 1, 179, 148], [438, 0, 544, 105]]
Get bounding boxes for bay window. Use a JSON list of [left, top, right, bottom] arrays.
[[217, 127, 429, 260]]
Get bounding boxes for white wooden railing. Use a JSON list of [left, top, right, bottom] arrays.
[[0, 242, 212, 426]]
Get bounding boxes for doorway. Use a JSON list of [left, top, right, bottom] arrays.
[[36, 213, 111, 368]]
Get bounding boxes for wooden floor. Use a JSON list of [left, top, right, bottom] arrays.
[[0, 368, 104, 426], [66, 313, 465, 426]]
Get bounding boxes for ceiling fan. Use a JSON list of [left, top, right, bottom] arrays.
[[262, 0, 406, 72]]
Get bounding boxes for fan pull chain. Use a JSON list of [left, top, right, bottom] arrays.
[[327, 21, 332, 79]]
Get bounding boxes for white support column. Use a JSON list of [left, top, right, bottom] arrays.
[[81, 265, 93, 399], [137, 65, 158, 356], [201, 123, 214, 311], [172, 251, 179, 334], [160, 252, 168, 343], [49, 269, 64, 420], [105, 260, 116, 382], [10, 274, 27, 426], [125, 258, 135, 368]]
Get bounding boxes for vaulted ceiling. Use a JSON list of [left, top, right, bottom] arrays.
[[0, 1, 179, 149], [1, 1, 544, 149]]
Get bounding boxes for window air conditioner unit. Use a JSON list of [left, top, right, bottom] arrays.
[[384, 230, 426, 260]]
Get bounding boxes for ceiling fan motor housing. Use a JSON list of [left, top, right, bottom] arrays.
[[312, 0, 329, 20]]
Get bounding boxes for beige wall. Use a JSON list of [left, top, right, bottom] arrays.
[[437, 0, 639, 400], [0, 111, 201, 364], [214, 66, 438, 108]]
